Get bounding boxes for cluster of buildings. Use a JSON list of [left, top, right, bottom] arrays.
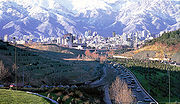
[[76, 31, 154, 50], [3, 34, 26, 44], [2, 30, 154, 50]]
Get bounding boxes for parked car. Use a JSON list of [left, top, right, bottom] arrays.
[[24, 85, 32, 88], [10, 84, 16, 88], [127, 72, 130, 75], [131, 79, 135, 84], [57, 85, 64, 88], [41, 85, 49, 88], [0, 85, 4, 87], [49, 86, 56, 88], [64, 85, 70, 88], [71, 85, 77, 88], [131, 85, 135, 89], [136, 87, 141, 92], [132, 94, 136, 98], [127, 81, 131, 85], [144, 97, 151, 102], [128, 85, 135, 89], [137, 101, 143, 104]]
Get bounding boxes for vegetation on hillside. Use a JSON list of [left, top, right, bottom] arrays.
[[0, 40, 103, 87], [0, 40, 106, 103], [111, 58, 180, 103], [120, 29, 180, 60], [38, 87, 104, 104], [146, 29, 180, 46]]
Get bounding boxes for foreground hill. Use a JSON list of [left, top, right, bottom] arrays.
[[121, 29, 180, 63], [0, 40, 103, 87], [0, 89, 51, 104]]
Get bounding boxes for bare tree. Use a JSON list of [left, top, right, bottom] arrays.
[[107, 50, 115, 57], [99, 55, 107, 63], [77, 54, 80, 60], [81, 54, 85, 60], [109, 77, 135, 104], [0, 60, 8, 80], [85, 50, 91, 58], [91, 51, 99, 59]]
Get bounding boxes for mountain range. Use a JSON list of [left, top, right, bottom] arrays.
[[0, 0, 179, 40]]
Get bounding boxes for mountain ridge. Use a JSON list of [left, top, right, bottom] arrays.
[[0, 0, 179, 39]]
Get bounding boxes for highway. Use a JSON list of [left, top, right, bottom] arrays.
[[112, 62, 158, 104]]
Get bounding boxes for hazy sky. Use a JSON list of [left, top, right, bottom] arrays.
[[0, 0, 179, 12]]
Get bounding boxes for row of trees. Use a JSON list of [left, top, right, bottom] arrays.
[[76, 50, 107, 63], [85, 50, 99, 59]]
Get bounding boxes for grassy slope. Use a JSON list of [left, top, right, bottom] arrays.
[[121, 29, 180, 59], [0, 41, 103, 86], [111, 58, 180, 103], [147, 29, 180, 46], [0, 89, 51, 104], [23, 43, 85, 58]]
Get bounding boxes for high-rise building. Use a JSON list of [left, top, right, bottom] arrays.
[[61, 33, 73, 47], [85, 31, 89, 37], [3, 34, 8, 42], [57, 37, 61, 44], [92, 31, 97, 37], [113, 31, 116, 37]]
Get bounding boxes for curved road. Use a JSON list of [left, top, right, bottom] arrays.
[[115, 63, 158, 104]]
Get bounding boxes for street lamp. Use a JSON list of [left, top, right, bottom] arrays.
[[146, 53, 150, 94], [167, 57, 171, 104], [164, 54, 170, 104], [13, 37, 17, 90]]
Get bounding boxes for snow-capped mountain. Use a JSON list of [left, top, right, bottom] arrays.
[[0, 0, 179, 40]]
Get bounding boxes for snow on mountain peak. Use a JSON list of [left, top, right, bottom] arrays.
[[0, 0, 179, 39], [71, 0, 111, 12]]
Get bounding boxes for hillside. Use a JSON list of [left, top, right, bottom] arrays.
[[22, 43, 85, 59], [146, 29, 180, 46], [0, 40, 103, 87], [121, 29, 180, 63], [0, 89, 51, 104]]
